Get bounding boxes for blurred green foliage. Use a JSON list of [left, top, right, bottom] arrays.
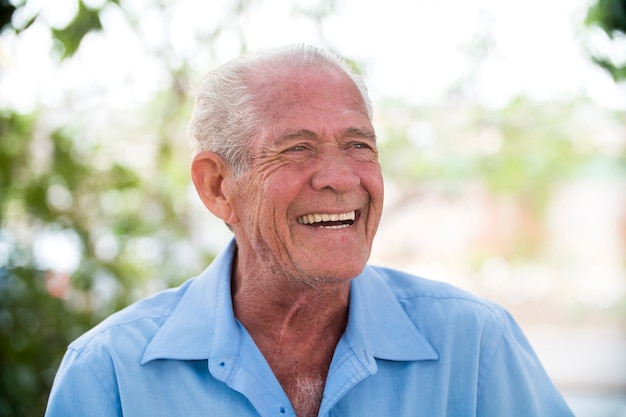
[[376, 94, 625, 261], [585, 0, 626, 81], [0, 266, 93, 417], [0, 0, 114, 58], [0, 2, 214, 416], [50, 1, 103, 59], [0, 105, 210, 415], [378, 96, 616, 198]]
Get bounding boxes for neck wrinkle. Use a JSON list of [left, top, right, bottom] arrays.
[[230, 243, 351, 338]]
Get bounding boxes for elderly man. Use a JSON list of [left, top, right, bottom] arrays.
[[45, 45, 574, 417]]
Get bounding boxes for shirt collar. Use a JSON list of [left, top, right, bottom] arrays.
[[347, 266, 439, 362], [141, 238, 438, 365], [141, 239, 239, 364]]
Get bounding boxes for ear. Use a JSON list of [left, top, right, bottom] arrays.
[[191, 151, 240, 225]]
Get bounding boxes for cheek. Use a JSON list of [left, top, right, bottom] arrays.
[[361, 165, 384, 200], [264, 166, 308, 201], [245, 178, 292, 229], [235, 180, 266, 226]]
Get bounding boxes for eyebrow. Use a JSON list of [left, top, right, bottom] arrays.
[[275, 127, 377, 144], [345, 127, 377, 142], [278, 129, 318, 141]]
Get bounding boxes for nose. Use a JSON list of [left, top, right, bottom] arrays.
[[311, 147, 360, 193]]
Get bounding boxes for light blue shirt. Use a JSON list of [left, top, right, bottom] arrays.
[[45, 239, 574, 416]]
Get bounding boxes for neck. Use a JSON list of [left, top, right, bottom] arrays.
[[232, 263, 351, 342], [230, 248, 350, 417], [230, 243, 352, 336]]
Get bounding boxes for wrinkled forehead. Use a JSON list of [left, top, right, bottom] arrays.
[[249, 65, 369, 120]]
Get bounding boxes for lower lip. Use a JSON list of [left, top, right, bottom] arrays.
[[310, 223, 351, 230]]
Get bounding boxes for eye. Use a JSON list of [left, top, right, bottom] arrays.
[[349, 141, 376, 151], [345, 141, 379, 161], [281, 143, 312, 155], [352, 142, 371, 149]]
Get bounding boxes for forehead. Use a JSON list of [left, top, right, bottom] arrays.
[[250, 66, 371, 143]]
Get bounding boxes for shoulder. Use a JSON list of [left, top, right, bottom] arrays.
[[360, 266, 575, 415], [366, 265, 500, 307], [68, 279, 195, 356], [365, 265, 509, 331], [362, 265, 523, 377]]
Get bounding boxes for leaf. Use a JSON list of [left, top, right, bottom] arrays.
[[51, 1, 102, 59], [0, 1, 17, 31]]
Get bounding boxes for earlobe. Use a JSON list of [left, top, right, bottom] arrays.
[[191, 151, 239, 225]]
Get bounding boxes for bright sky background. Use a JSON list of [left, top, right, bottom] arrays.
[[249, 0, 625, 108], [1, 0, 625, 113]]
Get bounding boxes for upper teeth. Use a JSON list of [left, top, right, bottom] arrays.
[[298, 211, 356, 225]]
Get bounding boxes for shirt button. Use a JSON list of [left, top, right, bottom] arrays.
[[279, 406, 286, 414]]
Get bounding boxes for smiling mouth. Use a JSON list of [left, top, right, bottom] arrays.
[[297, 211, 356, 229]]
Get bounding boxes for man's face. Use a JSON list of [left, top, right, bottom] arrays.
[[230, 67, 384, 287]]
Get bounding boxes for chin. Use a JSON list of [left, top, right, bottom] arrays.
[[301, 263, 367, 286], [290, 244, 371, 283]]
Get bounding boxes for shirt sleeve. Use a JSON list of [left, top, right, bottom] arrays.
[[45, 346, 122, 417], [476, 310, 575, 417]]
